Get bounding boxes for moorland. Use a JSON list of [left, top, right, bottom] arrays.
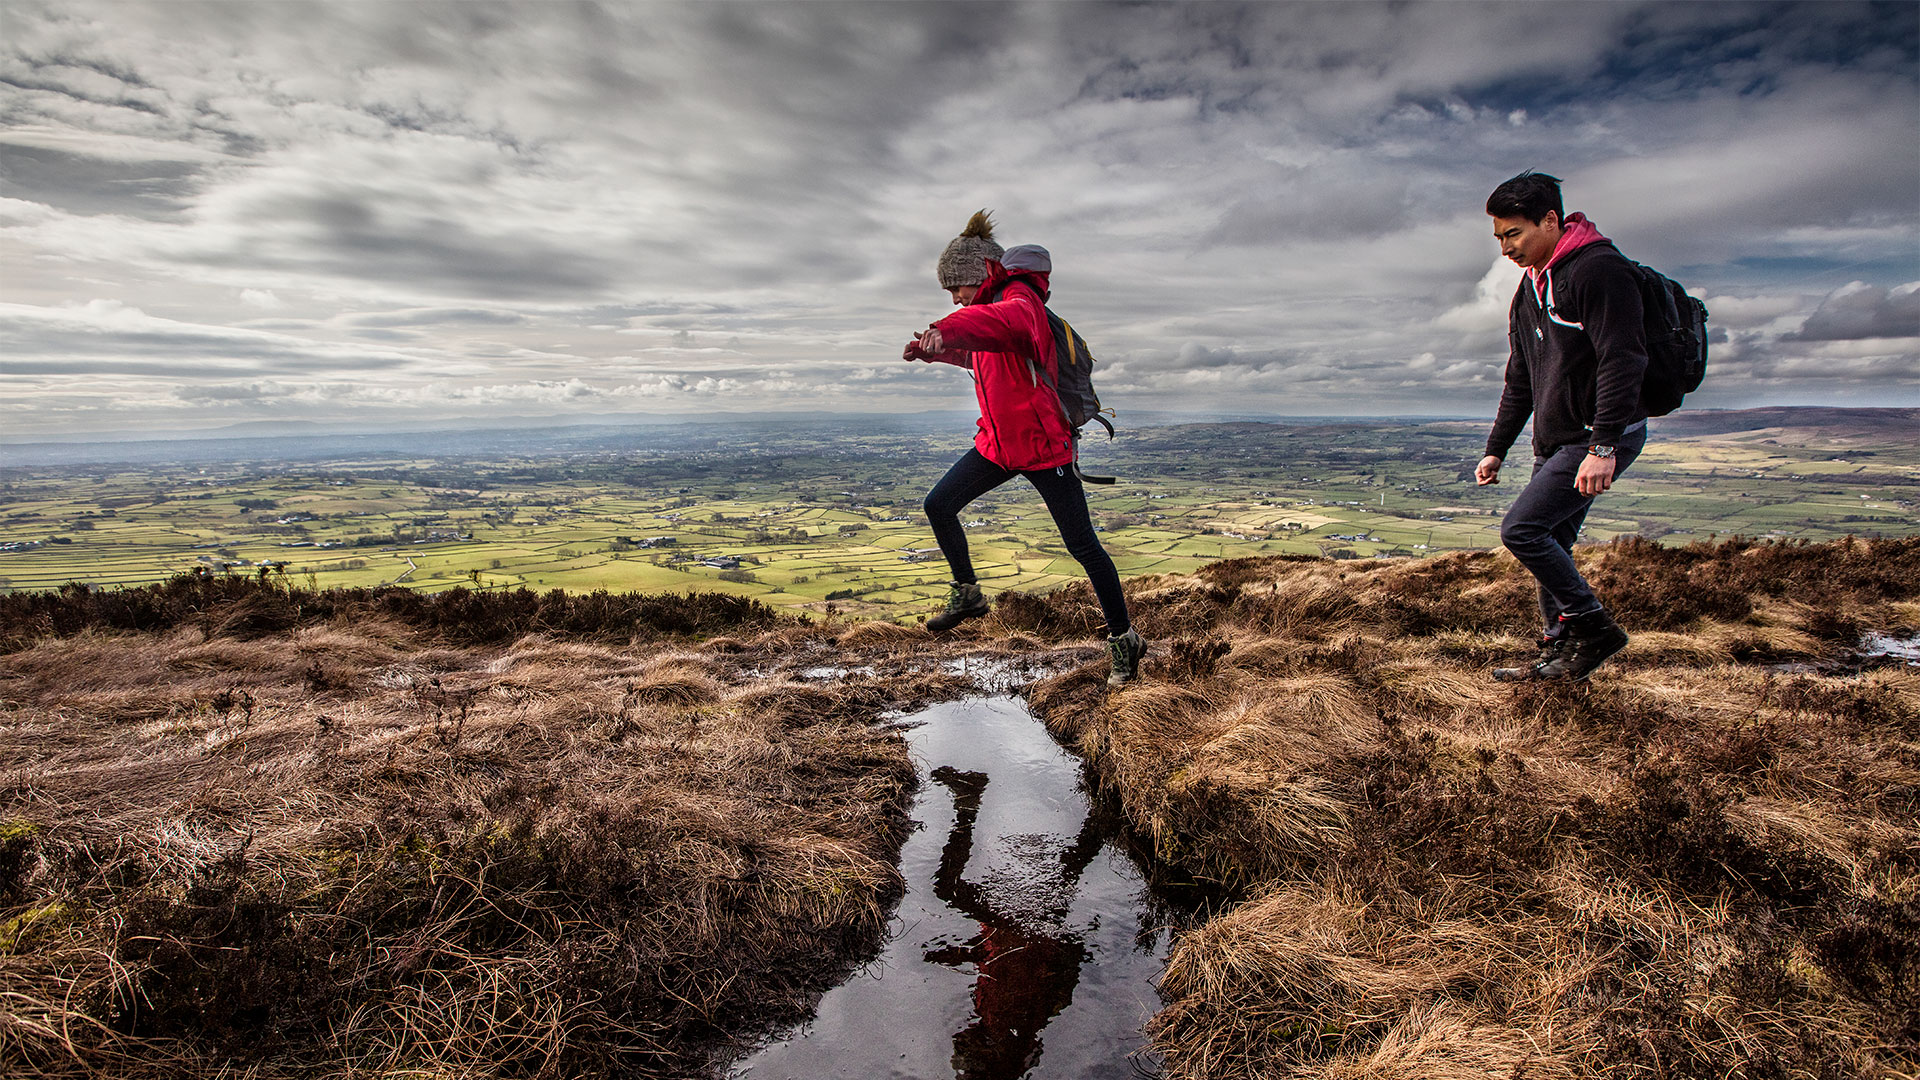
[[0, 534, 1915, 1079]]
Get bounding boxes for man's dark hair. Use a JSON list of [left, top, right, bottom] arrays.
[[1486, 171, 1563, 224]]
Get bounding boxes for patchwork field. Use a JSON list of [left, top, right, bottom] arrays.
[[2, 411, 1915, 623]]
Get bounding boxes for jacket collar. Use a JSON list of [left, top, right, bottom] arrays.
[[972, 258, 1050, 304], [1527, 212, 1609, 300]]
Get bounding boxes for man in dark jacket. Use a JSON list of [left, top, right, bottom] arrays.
[[1475, 171, 1648, 681]]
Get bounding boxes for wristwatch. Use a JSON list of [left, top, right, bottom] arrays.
[[1587, 445, 1617, 459]]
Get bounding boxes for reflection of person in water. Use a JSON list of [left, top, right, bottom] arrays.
[[923, 765, 1109, 1078]]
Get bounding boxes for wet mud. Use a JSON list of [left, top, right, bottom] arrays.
[[729, 696, 1216, 1080]]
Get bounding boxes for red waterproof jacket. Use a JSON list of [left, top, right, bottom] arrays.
[[924, 260, 1075, 471]]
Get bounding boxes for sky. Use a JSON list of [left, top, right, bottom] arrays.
[[2, 0, 1917, 440]]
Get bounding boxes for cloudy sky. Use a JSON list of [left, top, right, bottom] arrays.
[[3, 1, 1916, 440]]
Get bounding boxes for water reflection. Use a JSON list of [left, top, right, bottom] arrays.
[[729, 697, 1206, 1080], [924, 765, 1102, 1077]]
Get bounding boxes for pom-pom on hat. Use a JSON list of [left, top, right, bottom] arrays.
[[936, 209, 1005, 289]]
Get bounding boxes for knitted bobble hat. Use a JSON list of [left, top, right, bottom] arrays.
[[936, 209, 1005, 289]]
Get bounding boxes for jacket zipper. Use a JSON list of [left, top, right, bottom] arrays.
[[973, 368, 1007, 459]]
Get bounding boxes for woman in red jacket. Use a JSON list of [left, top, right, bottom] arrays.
[[903, 211, 1145, 685]]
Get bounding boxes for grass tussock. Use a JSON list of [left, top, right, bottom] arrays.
[[835, 620, 925, 648], [1028, 536, 1920, 1079], [0, 572, 801, 651], [0, 585, 935, 1079]]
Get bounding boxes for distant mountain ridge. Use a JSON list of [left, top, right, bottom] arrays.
[[1654, 405, 1920, 438], [4, 406, 1912, 470]]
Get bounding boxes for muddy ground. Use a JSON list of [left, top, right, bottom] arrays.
[[2, 536, 1916, 1079]]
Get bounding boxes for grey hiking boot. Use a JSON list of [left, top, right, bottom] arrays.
[[1492, 635, 1570, 682], [926, 581, 989, 632], [1108, 628, 1147, 686], [1559, 607, 1629, 681]]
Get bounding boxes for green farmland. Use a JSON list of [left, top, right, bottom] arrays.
[[3, 411, 1915, 621]]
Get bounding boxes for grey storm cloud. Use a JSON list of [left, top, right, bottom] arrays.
[[0, 300, 424, 375], [345, 308, 528, 328], [1202, 172, 1418, 247], [1786, 283, 1920, 342], [192, 186, 627, 301], [0, 142, 200, 219], [1161, 342, 1298, 374], [1718, 340, 1920, 384], [0, 0, 1915, 436], [172, 382, 281, 404]]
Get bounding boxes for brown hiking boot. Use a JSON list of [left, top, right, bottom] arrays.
[[926, 581, 989, 632], [1492, 635, 1570, 682], [1559, 608, 1629, 681]]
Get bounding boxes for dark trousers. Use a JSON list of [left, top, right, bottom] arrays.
[[924, 448, 1131, 637], [1499, 426, 1646, 636]]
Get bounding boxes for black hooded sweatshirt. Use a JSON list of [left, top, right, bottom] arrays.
[[1484, 241, 1650, 460]]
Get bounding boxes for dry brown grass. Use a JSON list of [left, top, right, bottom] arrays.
[[834, 620, 926, 648], [5, 538, 1918, 1079], [1030, 536, 1920, 1079], [0, 586, 955, 1079]]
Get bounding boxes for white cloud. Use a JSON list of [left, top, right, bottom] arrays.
[[1436, 257, 1524, 336], [0, 299, 433, 375], [1787, 281, 1920, 342], [0, 0, 1914, 436], [1700, 292, 1812, 332]]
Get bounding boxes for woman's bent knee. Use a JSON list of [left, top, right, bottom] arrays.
[[1064, 538, 1104, 565]]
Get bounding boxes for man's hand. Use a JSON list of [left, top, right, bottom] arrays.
[[1574, 452, 1617, 497], [1475, 455, 1503, 486]]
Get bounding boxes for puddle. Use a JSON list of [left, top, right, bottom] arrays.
[[800, 664, 880, 680], [727, 696, 1215, 1080], [1860, 632, 1920, 664], [1771, 631, 1920, 675], [940, 655, 1068, 694]]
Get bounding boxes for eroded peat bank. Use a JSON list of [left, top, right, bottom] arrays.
[[2, 534, 1917, 1079]]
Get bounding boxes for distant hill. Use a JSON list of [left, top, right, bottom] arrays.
[[1655, 405, 1920, 439]]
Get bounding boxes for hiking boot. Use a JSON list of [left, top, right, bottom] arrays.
[[926, 581, 989, 632], [1559, 607, 1630, 681], [1108, 628, 1147, 687], [1492, 635, 1570, 682]]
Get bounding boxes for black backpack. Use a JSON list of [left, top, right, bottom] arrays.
[[981, 278, 1120, 483], [1040, 311, 1114, 437], [1626, 257, 1710, 416], [1033, 311, 1119, 484], [1564, 243, 1708, 416]]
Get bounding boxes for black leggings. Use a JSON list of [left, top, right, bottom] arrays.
[[923, 448, 1131, 636]]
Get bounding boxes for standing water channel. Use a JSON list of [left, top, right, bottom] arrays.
[[728, 695, 1215, 1080]]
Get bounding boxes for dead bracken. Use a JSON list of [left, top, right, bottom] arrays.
[[2, 534, 1917, 1079]]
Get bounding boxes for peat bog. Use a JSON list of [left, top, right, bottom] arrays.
[[2, 535, 1917, 1078]]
